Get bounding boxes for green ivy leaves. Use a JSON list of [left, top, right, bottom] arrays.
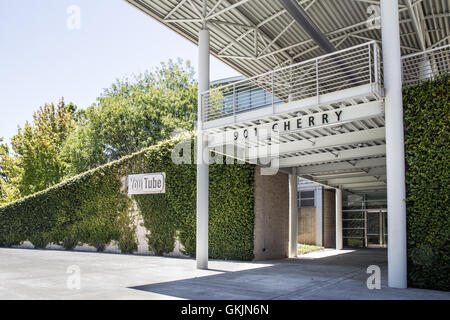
[[404, 74, 450, 291], [0, 135, 256, 261]]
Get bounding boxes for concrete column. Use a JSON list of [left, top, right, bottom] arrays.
[[315, 186, 323, 247], [335, 188, 343, 250], [381, 0, 407, 289], [196, 28, 210, 270], [289, 168, 298, 258]]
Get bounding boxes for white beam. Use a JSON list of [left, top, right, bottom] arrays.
[[215, 0, 293, 63], [208, 23, 257, 58], [313, 167, 387, 180], [298, 157, 386, 175], [247, 127, 385, 159], [404, 0, 426, 50], [326, 175, 387, 186], [259, 20, 296, 56], [347, 186, 388, 192], [207, 0, 226, 18], [340, 181, 387, 189], [206, 0, 253, 21], [187, 0, 203, 19], [381, 0, 408, 289], [164, 0, 189, 19], [207, 100, 384, 143], [279, 145, 386, 168]]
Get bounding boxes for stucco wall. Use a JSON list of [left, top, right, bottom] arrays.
[[253, 167, 289, 260]]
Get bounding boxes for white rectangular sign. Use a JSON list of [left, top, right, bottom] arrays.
[[207, 101, 384, 146], [128, 173, 166, 195]]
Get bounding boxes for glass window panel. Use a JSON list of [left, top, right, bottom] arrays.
[[300, 191, 315, 199]]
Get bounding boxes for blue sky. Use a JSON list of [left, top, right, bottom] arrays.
[[0, 0, 240, 144]]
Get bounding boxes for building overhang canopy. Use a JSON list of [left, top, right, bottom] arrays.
[[201, 40, 387, 193], [126, 0, 449, 78]]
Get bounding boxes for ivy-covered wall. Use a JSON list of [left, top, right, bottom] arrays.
[[0, 158, 136, 252], [130, 137, 255, 260], [0, 136, 256, 260], [404, 74, 449, 291]]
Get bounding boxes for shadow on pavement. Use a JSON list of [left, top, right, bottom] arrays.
[[130, 249, 391, 300]]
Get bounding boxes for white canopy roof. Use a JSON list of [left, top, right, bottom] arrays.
[[126, 0, 449, 78]]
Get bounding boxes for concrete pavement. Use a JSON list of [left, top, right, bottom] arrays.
[[0, 247, 448, 300]]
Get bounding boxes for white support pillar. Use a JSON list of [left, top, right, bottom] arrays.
[[381, 0, 407, 289], [335, 188, 343, 250], [289, 168, 298, 258], [196, 27, 210, 270], [315, 186, 323, 247]]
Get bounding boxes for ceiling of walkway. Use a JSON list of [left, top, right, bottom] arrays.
[[127, 0, 449, 78]]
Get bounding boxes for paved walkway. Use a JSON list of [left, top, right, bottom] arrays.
[[0, 248, 448, 300]]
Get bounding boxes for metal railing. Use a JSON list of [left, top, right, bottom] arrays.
[[401, 44, 450, 86], [201, 41, 382, 123]]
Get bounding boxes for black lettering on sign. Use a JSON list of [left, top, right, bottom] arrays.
[[243, 129, 248, 139], [297, 118, 302, 129], [284, 121, 290, 131], [335, 110, 343, 121], [309, 116, 315, 126], [272, 123, 279, 132], [322, 113, 329, 124], [234, 131, 238, 141]]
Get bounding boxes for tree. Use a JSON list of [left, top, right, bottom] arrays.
[[9, 99, 76, 196], [0, 138, 6, 182], [62, 59, 197, 175], [0, 138, 22, 204]]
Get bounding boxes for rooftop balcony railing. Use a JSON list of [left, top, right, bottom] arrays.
[[201, 41, 382, 125], [201, 42, 450, 129], [401, 44, 450, 86]]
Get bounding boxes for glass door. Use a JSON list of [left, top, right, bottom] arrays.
[[366, 210, 387, 247]]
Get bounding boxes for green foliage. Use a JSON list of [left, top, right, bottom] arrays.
[[404, 74, 450, 291], [2, 100, 77, 199], [131, 136, 256, 260], [298, 244, 324, 255], [117, 211, 138, 254], [135, 193, 176, 256], [0, 151, 134, 251], [208, 163, 255, 260], [0, 139, 21, 204], [62, 59, 197, 175], [0, 136, 256, 260]]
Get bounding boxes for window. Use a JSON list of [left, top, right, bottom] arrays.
[[299, 190, 315, 208]]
